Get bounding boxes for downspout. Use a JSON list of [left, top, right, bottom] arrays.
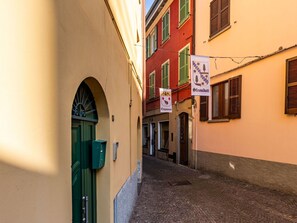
[[129, 62, 133, 175], [192, 0, 197, 169]]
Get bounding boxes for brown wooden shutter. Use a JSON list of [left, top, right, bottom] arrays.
[[285, 57, 297, 114], [200, 96, 209, 121], [228, 75, 242, 119], [210, 0, 219, 36], [220, 0, 230, 29]]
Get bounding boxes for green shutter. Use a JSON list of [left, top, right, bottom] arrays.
[[162, 11, 169, 42], [179, 0, 189, 24], [179, 47, 189, 85], [149, 73, 155, 98], [162, 62, 169, 88], [146, 38, 149, 58], [154, 26, 158, 51], [165, 63, 169, 88], [146, 37, 151, 58]]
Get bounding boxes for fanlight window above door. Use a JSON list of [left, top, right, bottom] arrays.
[[72, 82, 98, 123]]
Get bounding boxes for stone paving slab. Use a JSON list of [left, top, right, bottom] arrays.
[[130, 156, 297, 223]]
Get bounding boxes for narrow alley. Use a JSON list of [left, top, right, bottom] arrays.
[[130, 156, 297, 223]]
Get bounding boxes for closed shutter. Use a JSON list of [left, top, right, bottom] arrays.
[[210, 0, 230, 37], [162, 63, 169, 89], [285, 57, 297, 114], [179, 0, 189, 24], [179, 46, 189, 85], [146, 37, 149, 58], [200, 96, 209, 121], [154, 26, 158, 51], [210, 0, 219, 36], [162, 12, 169, 41], [220, 0, 230, 29], [149, 73, 155, 98], [165, 63, 169, 88], [228, 75, 242, 119], [162, 64, 165, 88]]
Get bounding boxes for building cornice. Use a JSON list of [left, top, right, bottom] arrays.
[[146, 0, 168, 31]]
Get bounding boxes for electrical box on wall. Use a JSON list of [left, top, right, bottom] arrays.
[[113, 142, 119, 161], [92, 140, 107, 169]]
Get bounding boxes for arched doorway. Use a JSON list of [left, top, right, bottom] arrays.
[[71, 82, 98, 223]]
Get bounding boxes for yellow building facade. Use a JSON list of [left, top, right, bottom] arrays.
[[193, 0, 297, 194], [0, 0, 143, 222]]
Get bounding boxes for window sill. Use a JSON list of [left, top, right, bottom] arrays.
[[161, 37, 170, 46], [147, 97, 159, 103], [146, 49, 158, 60], [207, 119, 230, 123], [178, 81, 189, 87], [178, 14, 191, 29], [208, 25, 231, 41]]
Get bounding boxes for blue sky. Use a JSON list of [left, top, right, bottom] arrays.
[[146, 0, 155, 13]]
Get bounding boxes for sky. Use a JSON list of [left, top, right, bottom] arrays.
[[146, 0, 155, 14]]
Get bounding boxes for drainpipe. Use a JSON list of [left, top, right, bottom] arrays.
[[129, 62, 132, 175], [192, 0, 197, 169]]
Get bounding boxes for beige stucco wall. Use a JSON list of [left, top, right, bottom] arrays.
[[196, 0, 297, 75], [0, 0, 143, 222], [194, 0, 297, 166]]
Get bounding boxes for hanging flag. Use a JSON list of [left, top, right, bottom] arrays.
[[159, 88, 172, 113], [191, 55, 210, 96]]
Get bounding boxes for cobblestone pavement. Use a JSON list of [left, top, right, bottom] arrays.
[[130, 156, 297, 223]]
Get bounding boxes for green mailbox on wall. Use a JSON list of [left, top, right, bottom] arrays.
[[92, 140, 107, 169]]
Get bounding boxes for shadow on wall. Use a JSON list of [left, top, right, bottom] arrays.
[[0, 0, 59, 175]]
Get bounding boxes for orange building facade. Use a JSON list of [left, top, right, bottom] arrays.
[[192, 0, 297, 194]]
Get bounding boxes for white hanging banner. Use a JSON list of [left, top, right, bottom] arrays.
[[191, 55, 210, 96], [159, 88, 172, 113]]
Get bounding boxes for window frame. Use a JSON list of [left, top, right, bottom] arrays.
[[162, 10, 170, 43], [149, 71, 156, 99], [178, 44, 190, 86], [212, 81, 229, 119], [200, 75, 242, 122], [210, 0, 230, 37], [146, 26, 158, 59], [179, 0, 190, 26], [161, 60, 170, 89]]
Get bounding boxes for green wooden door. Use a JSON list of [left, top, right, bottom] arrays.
[[72, 120, 97, 223]]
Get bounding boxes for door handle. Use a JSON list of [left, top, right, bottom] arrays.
[[82, 196, 89, 223]]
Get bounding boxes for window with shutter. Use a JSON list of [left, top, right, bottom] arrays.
[[179, 46, 189, 85], [210, 0, 230, 37], [211, 75, 242, 120], [162, 11, 170, 42], [149, 72, 155, 99], [285, 57, 297, 114], [146, 26, 158, 58], [162, 61, 169, 89], [179, 0, 190, 25], [200, 96, 209, 121]]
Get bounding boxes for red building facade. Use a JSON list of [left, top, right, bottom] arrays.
[[143, 0, 194, 165]]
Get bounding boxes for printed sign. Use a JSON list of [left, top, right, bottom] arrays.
[[159, 88, 172, 113], [191, 55, 210, 96]]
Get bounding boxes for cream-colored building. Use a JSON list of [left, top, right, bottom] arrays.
[[193, 0, 297, 194], [0, 1, 144, 222]]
